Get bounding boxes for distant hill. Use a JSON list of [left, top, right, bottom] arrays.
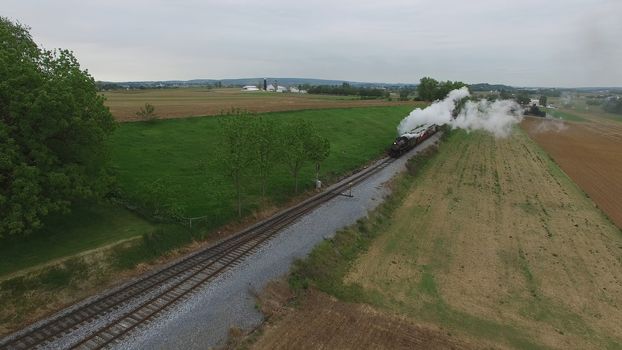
[[469, 83, 517, 92], [98, 77, 417, 89], [97, 78, 621, 93]]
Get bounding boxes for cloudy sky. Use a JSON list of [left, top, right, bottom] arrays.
[[4, 0, 621, 87]]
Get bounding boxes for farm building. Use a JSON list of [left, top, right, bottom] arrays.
[[266, 84, 287, 93], [241, 85, 259, 91], [289, 86, 308, 93]]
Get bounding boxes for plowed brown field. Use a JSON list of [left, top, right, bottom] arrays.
[[522, 116, 622, 228], [102, 88, 420, 121]]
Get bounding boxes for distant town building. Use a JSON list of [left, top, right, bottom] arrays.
[[241, 85, 259, 91], [288, 86, 308, 94], [266, 84, 287, 92]]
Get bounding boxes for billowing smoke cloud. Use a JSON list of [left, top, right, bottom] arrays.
[[560, 92, 575, 108], [397, 87, 523, 138]]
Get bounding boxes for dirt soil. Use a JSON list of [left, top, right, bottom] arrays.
[[343, 130, 622, 349], [521, 116, 622, 229], [102, 88, 419, 121], [248, 287, 478, 350]]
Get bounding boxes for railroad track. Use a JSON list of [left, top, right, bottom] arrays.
[[0, 157, 396, 350]]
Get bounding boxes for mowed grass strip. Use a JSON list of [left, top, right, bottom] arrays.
[[0, 203, 154, 278], [545, 108, 586, 122], [110, 106, 415, 227]]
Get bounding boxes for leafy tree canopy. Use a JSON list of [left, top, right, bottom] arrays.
[[416, 77, 468, 101], [0, 18, 115, 237]]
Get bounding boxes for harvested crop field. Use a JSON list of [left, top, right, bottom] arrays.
[[253, 130, 622, 349], [250, 288, 477, 350], [522, 116, 622, 229], [102, 88, 421, 121], [344, 130, 622, 349]]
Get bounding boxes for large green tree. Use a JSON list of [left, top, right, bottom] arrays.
[[281, 119, 331, 193], [252, 116, 279, 198], [219, 109, 254, 218], [417, 77, 468, 101], [305, 132, 330, 184], [282, 119, 311, 194], [0, 18, 115, 237], [416, 77, 439, 101]]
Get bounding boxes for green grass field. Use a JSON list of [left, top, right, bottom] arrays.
[[546, 108, 586, 122], [0, 105, 416, 278], [110, 106, 415, 227]]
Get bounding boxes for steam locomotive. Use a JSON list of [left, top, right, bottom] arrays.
[[388, 124, 439, 158]]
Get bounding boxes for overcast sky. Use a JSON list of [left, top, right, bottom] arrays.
[[4, 0, 621, 87]]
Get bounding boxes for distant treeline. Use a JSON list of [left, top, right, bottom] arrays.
[[95, 81, 221, 91], [470, 84, 562, 97], [603, 97, 622, 114], [306, 83, 388, 99], [583, 95, 622, 114]]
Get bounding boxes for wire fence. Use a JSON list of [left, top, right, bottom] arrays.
[[176, 215, 209, 230]]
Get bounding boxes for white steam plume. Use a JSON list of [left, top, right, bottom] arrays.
[[531, 117, 568, 133], [397, 87, 523, 138]]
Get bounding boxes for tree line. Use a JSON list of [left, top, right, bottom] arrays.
[[602, 97, 622, 114], [220, 110, 330, 218], [306, 82, 388, 99]]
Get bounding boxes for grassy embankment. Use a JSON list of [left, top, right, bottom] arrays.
[[0, 204, 153, 277], [281, 129, 622, 349]]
